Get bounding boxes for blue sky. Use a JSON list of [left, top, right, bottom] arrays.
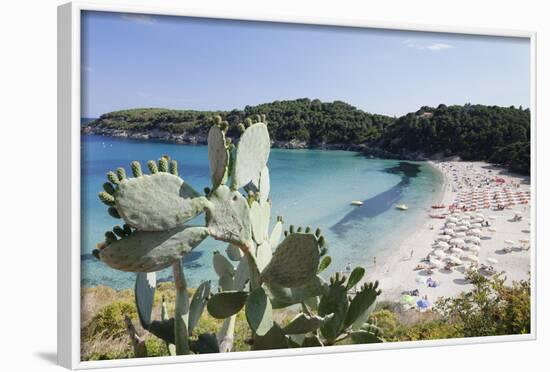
[[81, 11, 530, 118]]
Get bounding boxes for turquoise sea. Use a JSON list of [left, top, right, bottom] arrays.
[[81, 135, 443, 289]]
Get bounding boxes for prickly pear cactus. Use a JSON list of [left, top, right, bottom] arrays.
[[93, 114, 381, 357]]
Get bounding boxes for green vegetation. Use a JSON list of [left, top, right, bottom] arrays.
[[380, 104, 531, 173], [368, 272, 531, 342], [85, 99, 530, 174]]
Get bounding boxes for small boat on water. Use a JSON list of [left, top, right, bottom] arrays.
[[430, 214, 446, 219], [350, 200, 363, 206], [431, 204, 445, 209], [395, 204, 409, 211]]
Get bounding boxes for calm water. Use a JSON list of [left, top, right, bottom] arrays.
[[81, 135, 443, 289]]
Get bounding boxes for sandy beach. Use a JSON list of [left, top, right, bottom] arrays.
[[365, 160, 532, 306]]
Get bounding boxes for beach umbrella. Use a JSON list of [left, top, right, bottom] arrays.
[[455, 226, 468, 232], [447, 217, 458, 223], [470, 228, 482, 236], [455, 232, 466, 238], [446, 222, 456, 228], [401, 295, 415, 304], [467, 254, 479, 262], [450, 238, 465, 246], [438, 235, 451, 241], [449, 256, 463, 265], [488, 228, 497, 233], [430, 258, 445, 268], [473, 217, 484, 223], [417, 299, 431, 309], [475, 213, 485, 219], [438, 241, 450, 249], [451, 247, 463, 254], [504, 239, 515, 246], [470, 236, 481, 245], [433, 250, 446, 259], [471, 223, 483, 228], [519, 239, 530, 244], [469, 245, 480, 253], [487, 258, 498, 264], [444, 228, 455, 235]]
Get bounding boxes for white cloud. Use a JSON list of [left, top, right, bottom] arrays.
[[121, 13, 156, 25], [404, 39, 453, 51]]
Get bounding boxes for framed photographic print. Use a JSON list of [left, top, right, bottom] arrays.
[[58, 1, 536, 369]]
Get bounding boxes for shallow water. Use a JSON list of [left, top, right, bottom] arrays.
[[81, 135, 442, 289]]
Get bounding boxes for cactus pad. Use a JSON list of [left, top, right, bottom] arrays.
[[282, 313, 326, 335], [114, 172, 206, 231], [208, 125, 229, 191], [234, 123, 270, 189], [98, 226, 209, 272], [269, 219, 283, 249], [250, 200, 270, 244], [260, 233, 320, 288], [258, 166, 270, 203], [213, 251, 235, 278], [206, 291, 248, 319], [255, 240, 272, 272], [205, 185, 252, 250], [226, 244, 244, 261], [135, 272, 156, 327], [188, 281, 211, 335], [245, 287, 273, 336], [263, 275, 327, 309]]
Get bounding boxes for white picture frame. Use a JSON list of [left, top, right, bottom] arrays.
[[58, 1, 537, 369]]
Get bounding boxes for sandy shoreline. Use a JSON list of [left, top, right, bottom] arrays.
[[364, 160, 531, 306]]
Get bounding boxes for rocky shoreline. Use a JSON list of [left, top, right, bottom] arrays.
[[81, 126, 430, 161]]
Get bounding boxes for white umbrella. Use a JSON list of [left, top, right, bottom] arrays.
[[519, 239, 530, 244], [504, 239, 515, 246], [469, 245, 480, 253], [455, 226, 468, 232], [430, 258, 445, 268], [470, 236, 481, 245], [467, 254, 479, 262], [471, 223, 483, 228], [444, 228, 455, 235], [438, 241, 450, 249], [451, 247, 464, 254], [433, 249, 446, 258], [473, 217, 484, 223], [488, 216, 497, 220], [470, 228, 482, 236], [450, 238, 465, 246], [447, 217, 458, 223], [487, 258, 498, 264], [455, 232, 466, 238], [446, 222, 456, 228], [475, 213, 485, 219], [488, 228, 497, 233], [448, 256, 463, 265], [438, 235, 451, 241], [416, 276, 427, 284]]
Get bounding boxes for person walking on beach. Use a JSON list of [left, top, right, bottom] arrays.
[[373, 256, 377, 267], [410, 249, 414, 260]]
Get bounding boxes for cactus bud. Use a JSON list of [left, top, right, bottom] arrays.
[[255, 114, 261, 123], [244, 117, 252, 127], [107, 206, 121, 219], [204, 187, 211, 195], [169, 160, 178, 176], [225, 137, 232, 147], [213, 115, 222, 126], [113, 225, 125, 238], [284, 230, 288, 237], [147, 160, 158, 174], [98, 191, 115, 206], [116, 167, 127, 181], [238, 123, 246, 133], [158, 157, 168, 172], [131, 161, 142, 177], [92, 249, 100, 260], [315, 228, 321, 238], [122, 224, 132, 236], [104, 231, 117, 244], [106, 171, 119, 185], [318, 236, 326, 248], [103, 182, 115, 195], [305, 226, 311, 233], [221, 120, 229, 132], [261, 114, 267, 123], [289, 225, 295, 234], [297, 226, 303, 233]]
